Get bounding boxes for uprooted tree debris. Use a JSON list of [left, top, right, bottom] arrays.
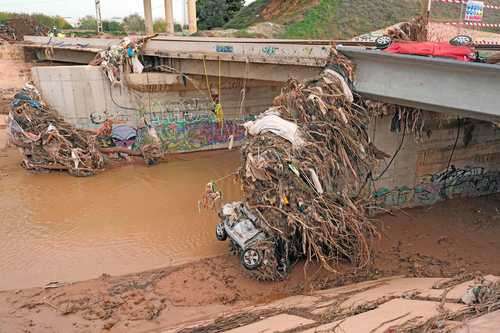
[[8, 84, 162, 176], [233, 49, 384, 280], [0, 17, 47, 42]]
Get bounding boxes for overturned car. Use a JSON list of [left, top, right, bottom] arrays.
[[216, 202, 292, 280]]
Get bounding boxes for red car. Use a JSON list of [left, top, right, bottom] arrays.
[[375, 35, 476, 62]]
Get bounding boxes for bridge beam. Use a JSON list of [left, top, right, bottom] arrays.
[[173, 58, 321, 82], [338, 46, 500, 121]]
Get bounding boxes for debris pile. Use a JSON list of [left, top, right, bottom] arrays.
[[365, 101, 428, 140], [91, 36, 153, 83], [394, 276, 500, 332], [8, 84, 105, 176], [238, 50, 380, 279], [387, 16, 427, 42], [0, 17, 47, 42]]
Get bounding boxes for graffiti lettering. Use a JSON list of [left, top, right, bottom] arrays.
[[216, 45, 234, 53], [262, 46, 279, 56], [374, 166, 500, 208]]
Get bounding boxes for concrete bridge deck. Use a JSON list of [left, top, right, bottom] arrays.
[[22, 35, 500, 121]]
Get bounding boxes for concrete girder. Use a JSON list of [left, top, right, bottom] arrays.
[[338, 46, 500, 121], [33, 48, 97, 64], [172, 58, 322, 82]]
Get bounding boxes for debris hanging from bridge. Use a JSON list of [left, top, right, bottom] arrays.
[[238, 49, 381, 279], [8, 84, 105, 176], [91, 35, 155, 83]]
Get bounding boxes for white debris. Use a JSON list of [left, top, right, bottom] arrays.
[[244, 109, 305, 148]]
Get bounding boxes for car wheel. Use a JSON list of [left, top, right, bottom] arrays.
[[375, 35, 392, 49], [215, 223, 227, 241], [241, 248, 262, 270], [450, 35, 473, 46]]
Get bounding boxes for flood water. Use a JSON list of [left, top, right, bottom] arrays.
[[0, 149, 241, 290]]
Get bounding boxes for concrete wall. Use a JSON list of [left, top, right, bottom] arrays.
[[32, 65, 500, 207], [32, 65, 281, 152], [372, 115, 500, 208]]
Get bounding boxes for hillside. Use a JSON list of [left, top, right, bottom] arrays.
[[226, 0, 424, 39], [226, 0, 500, 39]]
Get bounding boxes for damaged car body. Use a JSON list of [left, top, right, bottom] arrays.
[[216, 202, 292, 280]]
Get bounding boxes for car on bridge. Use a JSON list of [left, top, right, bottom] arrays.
[[375, 35, 480, 62]]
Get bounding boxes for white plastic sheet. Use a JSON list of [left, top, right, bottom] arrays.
[[243, 109, 305, 148]]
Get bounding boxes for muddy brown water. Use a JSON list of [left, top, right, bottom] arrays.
[[0, 149, 241, 291]]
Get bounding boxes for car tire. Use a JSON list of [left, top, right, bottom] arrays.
[[375, 35, 392, 49], [241, 248, 262, 270], [450, 35, 473, 46], [216, 223, 227, 241]]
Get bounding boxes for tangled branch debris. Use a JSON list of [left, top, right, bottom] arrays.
[[91, 35, 156, 83], [387, 16, 428, 42], [391, 277, 500, 332], [239, 49, 381, 275], [0, 17, 47, 42], [365, 101, 429, 141], [8, 84, 165, 176], [8, 84, 105, 176]]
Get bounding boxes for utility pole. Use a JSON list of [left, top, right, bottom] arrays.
[[95, 0, 103, 34], [425, 0, 432, 41]]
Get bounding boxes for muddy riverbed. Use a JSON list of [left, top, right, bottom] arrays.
[[0, 148, 241, 291]]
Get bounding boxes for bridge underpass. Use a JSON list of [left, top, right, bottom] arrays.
[[23, 35, 500, 122], [12, 35, 500, 211]]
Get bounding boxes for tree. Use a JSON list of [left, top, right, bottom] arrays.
[[197, 0, 244, 30], [32, 13, 72, 29], [153, 19, 165, 33], [102, 20, 123, 32], [79, 15, 97, 30], [122, 14, 145, 33]]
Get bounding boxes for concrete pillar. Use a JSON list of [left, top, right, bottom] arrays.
[[187, 0, 197, 34], [164, 0, 175, 34], [143, 0, 154, 35]]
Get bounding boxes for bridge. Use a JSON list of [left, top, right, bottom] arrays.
[[22, 35, 500, 122]]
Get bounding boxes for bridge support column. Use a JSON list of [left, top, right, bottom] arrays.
[[187, 0, 197, 34], [143, 0, 154, 35], [164, 0, 175, 34]]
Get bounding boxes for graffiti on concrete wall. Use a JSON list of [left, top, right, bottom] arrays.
[[141, 98, 247, 151], [374, 166, 500, 208], [216, 45, 234, 53], [142, 113, 247, 152], [90, 96, 251, 153], [262, 46, 279, 56]]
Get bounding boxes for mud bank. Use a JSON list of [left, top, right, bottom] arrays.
[[0, 194, 499, 332]]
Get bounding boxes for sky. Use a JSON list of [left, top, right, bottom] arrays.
[[1, 0, 185, 23], [1, 0, 255, 25]]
